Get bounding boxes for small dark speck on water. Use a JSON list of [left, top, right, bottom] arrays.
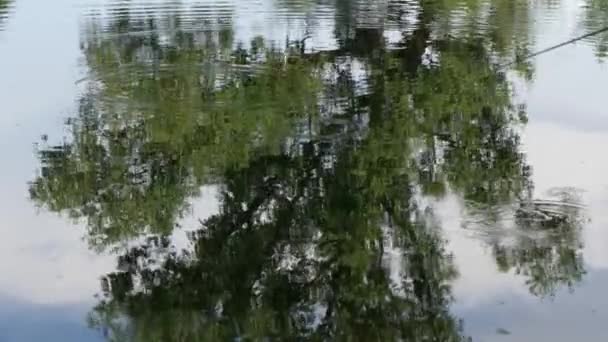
[[496, 328, 511, 335]]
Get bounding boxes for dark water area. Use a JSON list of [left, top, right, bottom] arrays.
[[1, 0, 608, 341]]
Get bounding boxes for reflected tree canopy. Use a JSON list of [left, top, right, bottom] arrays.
[[582, 0, 608, 59], [492, 189, 586, 297], [89, 149, 468, 341], [28, 0, 592, 340], [0, 0, 14, 31], [30, 9, 322, 246]]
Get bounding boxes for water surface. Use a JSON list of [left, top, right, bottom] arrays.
[[1, 0, 608, 341]]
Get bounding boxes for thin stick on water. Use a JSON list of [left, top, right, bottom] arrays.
[[503, 26, 608, 67]]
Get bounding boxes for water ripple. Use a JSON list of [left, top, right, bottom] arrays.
[[0, 0, 15, 32]]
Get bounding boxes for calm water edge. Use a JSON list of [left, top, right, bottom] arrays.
[[1, 0, 608, 341]]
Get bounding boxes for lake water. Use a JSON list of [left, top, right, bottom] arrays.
[[1, 0, 608, 341]]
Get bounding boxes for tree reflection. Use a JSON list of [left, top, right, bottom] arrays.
[[27, 0, 592, 339], [0, 0, 13, 31], [582, 0, 608, 59], [89, 147, 468, 341], [30, 9, 322, 247], [82, 23, 520, 342], [492, 189, 586, 297]]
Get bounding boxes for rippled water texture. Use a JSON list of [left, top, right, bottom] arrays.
[[0, 0, 14, 32], [1, 0, 608, 341]]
